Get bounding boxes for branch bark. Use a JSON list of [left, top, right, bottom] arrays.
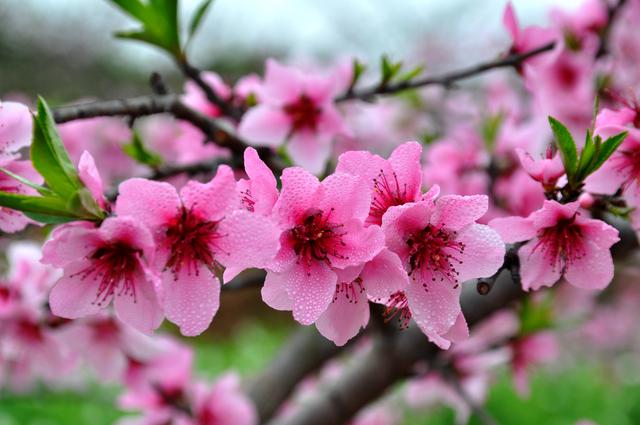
[[335, 42, 556, 102]]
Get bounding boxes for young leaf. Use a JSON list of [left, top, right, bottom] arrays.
[[575, 130, 596, 182], [588, 131, 627, 175], [109, 0, 181, 57], [188, 0, 213, 39], [548, 116, 578, 180], [31, 97, 84, 198], [398, 65, 424, 82], [0, 192, 76, 219], [0, 167, 55, 197], [123, 131, 163, 167]]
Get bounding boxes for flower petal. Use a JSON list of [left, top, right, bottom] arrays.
[[49, 260, 104, 319], [114, 264, 163, 334], [162, 265, 220, 336], [455, 224, 506, 282], [315, 286, 369, 346], [518, 239, 562, 291], [116, 178, 180, 230], [238, 105, 291, 147], [432, 195, 488, 231]]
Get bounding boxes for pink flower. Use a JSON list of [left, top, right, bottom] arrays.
[[261, 167, 385, 326], [503, 2, 558, 59], [381, 192, 505, 348], [0, 101, 32, 164], [182, 72, 232, 118], [238, 59, 347, 174], [115, 166, 280, 336], [336, 141, 423, 225], [511, 331, 559, 396], [516, 146, 565, 190], [490, 200, 619, 291], [0, 160, 43, 233], [190, 374, 257, 425], [315, 249, 409, 346], [44, 217, 163, 334]]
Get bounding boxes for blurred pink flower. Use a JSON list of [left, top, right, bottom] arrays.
[[238, 59, 347, 174], [0, 160, 42, 233], [0, 100, 32, 164]]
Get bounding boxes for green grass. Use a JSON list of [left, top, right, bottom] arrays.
[[1, 322, 639, 425]]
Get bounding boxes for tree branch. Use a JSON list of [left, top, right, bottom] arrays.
[[335, 42, 556, 102], [265, 273, 523, 425], [247, 327, 347, 423]]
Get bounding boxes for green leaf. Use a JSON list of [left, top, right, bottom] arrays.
[[575, 130, 596, 182], [66, 188, 105, 220], [380, 55, 402, 86], [31, 97, 84, 198], [0, 167, 55, 197], [0, 192, 76, 219], [109, 0, 181, 56], [188, 0, 213, 39], [398, 65, 424, 82], [548, 116, 578, 181], [482, 113, 503, 153], [588, 131, 627, 175], [123, 131, 163, 167], [23, 211, 78, 224]]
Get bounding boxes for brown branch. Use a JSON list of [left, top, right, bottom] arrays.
[[266, 272, 523, 425], [52, 95, 248, 156], [247, 327, 347, 423], [335, 42, 556, 102], [596, 0, 628, 58]]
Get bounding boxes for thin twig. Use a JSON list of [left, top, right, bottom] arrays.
[[596, 0, 628, 58], [335, 42, 556, 102]]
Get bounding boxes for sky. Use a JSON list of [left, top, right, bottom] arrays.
[[2, 0, 584, 74]]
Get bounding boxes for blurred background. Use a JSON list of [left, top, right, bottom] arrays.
[[5, 1, 639, 425]]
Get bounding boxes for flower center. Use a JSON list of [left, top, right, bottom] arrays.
[[369, 169, 411, 224], [284, 95, 321, 132], [164, 207, 225, 279], [72, 242, 141, 306], [333, 277, 364, 303], [406, 224, 466, 289], [16, 319, 44, 343], [533, 215, 585, 270], [289, 208, 348, 274], [383, 291, 412, 329]]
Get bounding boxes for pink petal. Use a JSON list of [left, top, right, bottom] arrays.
[[442, 312, 469, 344], [260, 58, 304, 105], [273, 167, 320, 228], [0, 101, 32, 162], [283, 262, 337, 325], [49, 260, 104, 319], [317, 104, 347, 137], [329, 219, 385, 269], [455, 224, 505, 282], [42, 223, 102, 267], [518, 239, 562, 291], [488, 216, 537, 243], [115, 179, 180, 230], [407, 277, 462, 350], [114, 264, 163, 334], [315, 285, 369, 346], [361, 249, 409, 301], [180, 165, 237, 221], [388, 141, 423, 200], [303, 74, 338, 105], [78, 151, 106, 209], [581, 218, 619, 249], [243, 147, 278, 214], [162, 265, 220, 336], [316, 172, 371, 223], [584, 160, 626, 195], [216, 209, 280, 270], [503, 2, 519, 41], [237, 105, 291, 147], [432, 195, 489, 231], [381, 201, 431, 259], [530, 200, 579, 229], [564, 240, 614, 290], [262, 271, 293, 310], [287, 130, 332, 175], [99, 217, 156, 261]]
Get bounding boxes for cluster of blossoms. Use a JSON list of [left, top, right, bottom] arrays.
[[2, 0, 640, 423]]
